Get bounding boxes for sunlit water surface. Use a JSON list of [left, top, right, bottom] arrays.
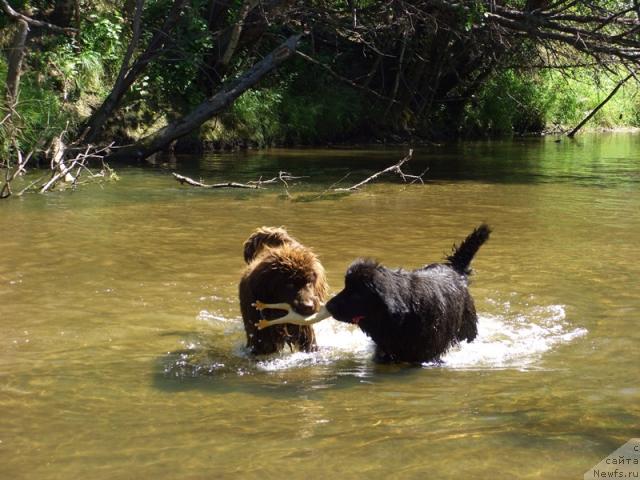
[[1, 134, 639, 479]]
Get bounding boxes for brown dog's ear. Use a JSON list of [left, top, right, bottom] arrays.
[[243, 226, 297, 263]]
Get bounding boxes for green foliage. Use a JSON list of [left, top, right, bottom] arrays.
[[461, 68, 640, 136], [463, 69, 552, 135], [0, 58, 72, 155], [215, 88, 283, 146], [277, 58, 374, 144], [543, 69, 640, 129], [4, 0, 640, 156], [80, 11, 126, 67], [39, 42, 106, 100], [207, 59, 375, 147], [1, 5, 127, 153], [137, 0, 212, 113], [280, 82, 368, 144]]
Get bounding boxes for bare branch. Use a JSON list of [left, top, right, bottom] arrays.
[[334, 149, 419, 191], [567, 73, 635, 137], [247, 171, 308, 186], [172, 172, 259, 189], [295, 50, 400, 104], [0, 0, 76, 34]]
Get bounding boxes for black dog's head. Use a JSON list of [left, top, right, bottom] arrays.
[[326, 259, 399, 336]]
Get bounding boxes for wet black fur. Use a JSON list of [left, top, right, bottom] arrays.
[[326, 224, 491, 363]]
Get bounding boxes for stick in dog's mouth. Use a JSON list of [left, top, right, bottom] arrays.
[[252, 301, 331, 330]]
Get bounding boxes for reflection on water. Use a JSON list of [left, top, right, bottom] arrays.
[[1, 133, 639, 479]]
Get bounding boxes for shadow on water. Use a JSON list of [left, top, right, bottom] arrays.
[[152, 334, 422, 398]]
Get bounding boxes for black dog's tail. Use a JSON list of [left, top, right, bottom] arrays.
[[446, 224, 491, 275]]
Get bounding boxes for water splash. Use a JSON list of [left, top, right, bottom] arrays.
[[171, 301, 587, 375], [255, 321, 374, 372], [440, 304, 587, 369]]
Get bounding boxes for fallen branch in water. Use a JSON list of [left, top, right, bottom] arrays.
[[40, 140, 116, 193], [292, 149, 426, 202], [248, 171, 308, 198], [247, 171, 307, 187], [172, 171, 308, 191], [334, 149, 424, 191], [171, 150, 425, 199], [1, 134, 117, 198], [172, 172, 259, 189], [0, 140, 33, 198]]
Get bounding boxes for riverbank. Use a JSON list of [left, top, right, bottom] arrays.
[[167, 126, 640, 154]]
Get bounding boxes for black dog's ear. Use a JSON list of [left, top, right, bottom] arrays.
[[365, 267, 408, 317], [345, 261, 391, 314]]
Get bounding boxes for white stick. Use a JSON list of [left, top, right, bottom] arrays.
[[251, 301, 292, 312], [255, 305, 331, 330]]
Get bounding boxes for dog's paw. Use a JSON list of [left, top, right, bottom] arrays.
[[252, 300, 267, 311], [255, 319, 270, 330]]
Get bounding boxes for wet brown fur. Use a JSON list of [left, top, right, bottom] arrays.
[[239, 227, 329, 355]]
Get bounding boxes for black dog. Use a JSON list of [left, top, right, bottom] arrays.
[[255, 224, 491, 363]]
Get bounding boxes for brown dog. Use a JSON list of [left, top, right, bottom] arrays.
[[239, 227, 329, 355]]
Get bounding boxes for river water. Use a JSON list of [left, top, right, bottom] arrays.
[[1, 134, 639, 479]]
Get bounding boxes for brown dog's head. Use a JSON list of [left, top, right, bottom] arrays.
[[243, 226, 301, 264], [247, 244, 329, 316]]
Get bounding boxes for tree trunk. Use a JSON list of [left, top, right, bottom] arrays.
[[5, 19, 29, 111], [567, 73, 634, 138], [106, 34, 302, 162], [219, 0, 260, 68], [80, 0, 188, 144]]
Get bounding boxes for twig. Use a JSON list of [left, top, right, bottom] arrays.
[[40, 142, 116, 193], [567, 73, 635, 137], [249, 171, 308, 197], [334, 149, 419, 191], [0, 140, 33, 199], [172, 172, 259, 189], [172, 151, 424, 199], [247, 171, 308, 187], [0, 0, 77, 34], [295, 50, 400, 104], [307, 172, 353, 200], [16, 176, 46, 196]]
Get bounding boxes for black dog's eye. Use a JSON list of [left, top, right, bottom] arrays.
[[285, 282, 295, 291]]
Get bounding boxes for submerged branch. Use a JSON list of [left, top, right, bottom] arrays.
[[172, 172, 259, 189], [334, 149, 420, 191], [171, 150, 424, 199]]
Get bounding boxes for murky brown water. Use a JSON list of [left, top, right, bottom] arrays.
[[1, 134, 639, 479]]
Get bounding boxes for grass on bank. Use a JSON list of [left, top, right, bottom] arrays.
[[464, 68, 640, 137]]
